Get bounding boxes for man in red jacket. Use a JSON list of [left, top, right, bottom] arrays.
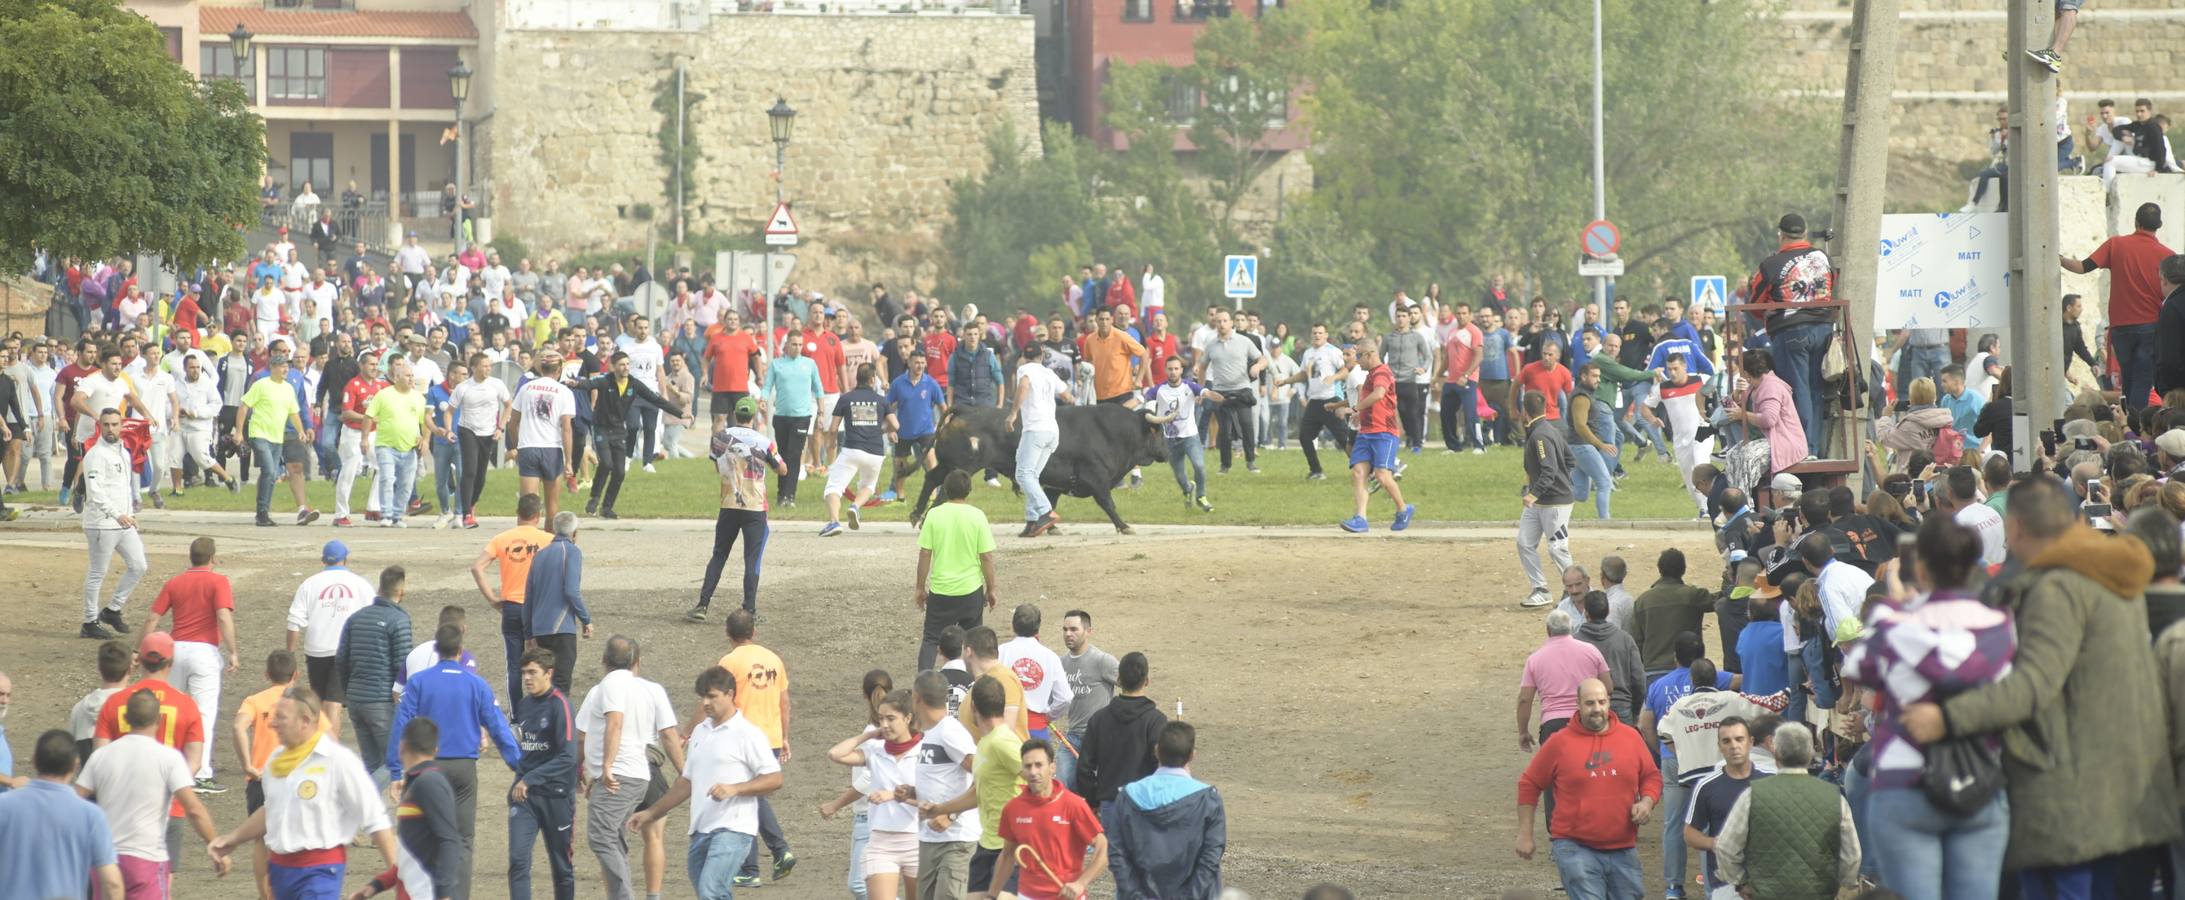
[[1515, 678, 1661, 898]]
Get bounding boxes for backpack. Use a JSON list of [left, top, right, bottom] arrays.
[[1932, 423, 1965, 465]]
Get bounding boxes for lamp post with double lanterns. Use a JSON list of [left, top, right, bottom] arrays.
[[449, 62, 473, 243], [764, 97, 795, 337]]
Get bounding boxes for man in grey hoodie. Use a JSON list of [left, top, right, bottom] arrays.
[[1110, 721, 1225, 900], [1575, 590, 1647, 723]]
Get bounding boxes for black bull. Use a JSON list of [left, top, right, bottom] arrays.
[[908, 403, 1169, 534]]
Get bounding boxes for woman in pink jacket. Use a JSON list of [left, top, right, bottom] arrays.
[[1723, 348, 1808, 475]]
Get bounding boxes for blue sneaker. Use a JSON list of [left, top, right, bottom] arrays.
[[879, 489, 899, 502], [58, 487, 72, 507], [1340, 515, 1369, 533], [1393, 504, 1416, 531], [819, 521, 844, 537]]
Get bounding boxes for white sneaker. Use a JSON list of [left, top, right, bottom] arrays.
[[1519, 590, 1553, 608], [1472, 447, 1485, 455], [985, 476, 1002, 488], [644, 463, 657, 474]]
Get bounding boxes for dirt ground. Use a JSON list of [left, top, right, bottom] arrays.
[[0, 510, 1719, 899]]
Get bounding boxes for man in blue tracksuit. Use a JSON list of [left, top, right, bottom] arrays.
[[508, 647, 578, 900], [1110, 721, 1227, 900], [392, 623, 523, 900]]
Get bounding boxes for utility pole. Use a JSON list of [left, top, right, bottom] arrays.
[[1826, 0, 1899, 482], [1589, 0, 1609, 320], [2006, 2, 2062, 468]]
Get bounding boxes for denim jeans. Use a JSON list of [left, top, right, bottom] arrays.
[[1771, 322, 1833, 456], [1896, 343, 1952, 397], [689, 830, 757, 900], [1551, 839, 1645, 900], [1570, 443, 1616, 520], [433, 441, 464, 517], [250, 437, 283, 515], [349, 702, 395, 785], [1016, 428, 1059, 522], [1868, 787, 2009, 900], [1784, 645, 1810, 724], [847, 811, 871, 900], [374, 446, 418, 524], [1620, 382, 1667, 456], [1167, 434, 1207, 498], [2114, 323, 2157, 409], [1800, 635, 1840, 709], [1660, 778, 1692, 897], [1053, 722, 1088, 799], [1842, 743, 1880, 880]]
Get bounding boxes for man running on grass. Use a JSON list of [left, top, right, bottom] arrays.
[[1333, 337, 1414, 533]]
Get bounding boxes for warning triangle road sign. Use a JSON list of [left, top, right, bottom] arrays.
[[1222, 254, 1257, 299], [764, 201, 799, 246]]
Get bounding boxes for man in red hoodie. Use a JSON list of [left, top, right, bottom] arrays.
[[1515, 678, 1660, 898]]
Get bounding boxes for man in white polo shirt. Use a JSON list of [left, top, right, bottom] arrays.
[[575, 635, 682, 900], [998, 604, 1071, 745], [630, 665, 783, 900]]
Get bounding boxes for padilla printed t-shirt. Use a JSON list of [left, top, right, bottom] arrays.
[[514, 378, 576, 449]]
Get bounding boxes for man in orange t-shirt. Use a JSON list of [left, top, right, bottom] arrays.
[[703, 312, 766, 431], [94, 632, 207, 814], [710, 609, 794, 882], [1079, 308, 1148, 405], [472, 492, 552, 702]]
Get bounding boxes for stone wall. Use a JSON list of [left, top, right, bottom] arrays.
[[486, 13, 1039, 292], [1764, 0, 2185, 211]]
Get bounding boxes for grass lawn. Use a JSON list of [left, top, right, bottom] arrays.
[[17, 444, 1709, 527]]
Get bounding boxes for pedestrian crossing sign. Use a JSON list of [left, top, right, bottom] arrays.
[[1224, 254, 1258, 299], [1690, 275, 1727, 312]]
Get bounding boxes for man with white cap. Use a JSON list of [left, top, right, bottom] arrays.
[[285, 541, 374, 737], [2154, 429, 2185, 480]]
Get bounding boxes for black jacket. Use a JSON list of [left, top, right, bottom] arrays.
[[2157, 287, 2185, 396], [570, 372, 682, 437], [1073, 694, 1166, 804]]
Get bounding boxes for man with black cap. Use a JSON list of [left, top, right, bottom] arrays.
[[2063, 202, 2177, 410], [1743, 213, 1836, 457]]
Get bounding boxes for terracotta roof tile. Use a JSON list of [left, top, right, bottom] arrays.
[[199, 7, 478, 41]]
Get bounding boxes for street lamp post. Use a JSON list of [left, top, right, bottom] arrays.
[[227, 24, 253, 76], [448, 62, 473, 246], [765, 97, 796, 340]]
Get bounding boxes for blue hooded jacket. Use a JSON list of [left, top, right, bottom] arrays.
[[1111, 768, 1227, 900]]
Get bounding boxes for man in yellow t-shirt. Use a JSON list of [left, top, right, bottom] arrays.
[[470, 492, 551, 702], [967, 677, 1026, 899], [714, 608, 797, 884], [363, 356, 430, 527], [957, 625, 1028, 739], [234, 354, 309, 526]]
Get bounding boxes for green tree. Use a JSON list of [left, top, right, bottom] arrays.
[[1293, 0, 1832, 299], [938, 123, 1102, 313], [1185, 14, 1307, 244], [0, 0, 264, 273]]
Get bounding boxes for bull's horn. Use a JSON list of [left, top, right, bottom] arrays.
[[1143, 412, 1177, 425]]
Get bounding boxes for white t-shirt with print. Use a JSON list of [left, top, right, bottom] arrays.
[[915, 716, 979, 844], [514, 377, 575, 449]]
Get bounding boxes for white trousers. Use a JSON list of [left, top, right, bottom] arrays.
[[171, 640, 224, 779], [180, 419, 218, 469], [1673, 437, 1716, 516], [82, 526, 146, 623], [336, 427, 380, 518]]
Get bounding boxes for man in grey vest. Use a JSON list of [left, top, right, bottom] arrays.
[[1712, 725, 1860, 899]]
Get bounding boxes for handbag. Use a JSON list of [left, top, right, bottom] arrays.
[[1920, 734, 2005, 816], [1919, 678, 2006, 816]]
